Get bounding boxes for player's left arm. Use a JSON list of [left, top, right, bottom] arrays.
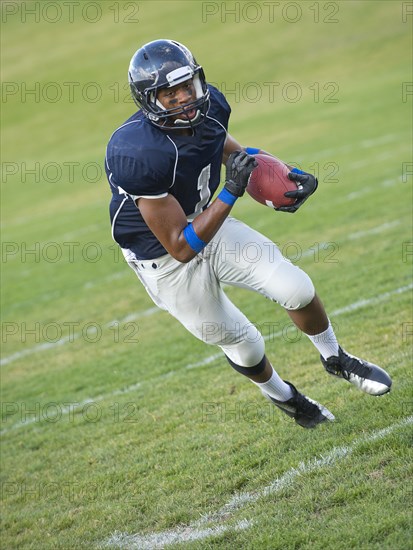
[[222, 134, 243, 164], [222, 134, 318, 213]]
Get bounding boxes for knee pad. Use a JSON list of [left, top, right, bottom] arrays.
[[220, 325, 265, 367], [272, 261, 315, 311]]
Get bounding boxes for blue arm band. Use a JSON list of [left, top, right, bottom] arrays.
[[183, 223, 207, 253], [245, 147, 260, 155], [218, 188, 238, 206], [291, 167, 305, 175]]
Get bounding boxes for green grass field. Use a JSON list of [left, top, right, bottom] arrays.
[[1, 1, 412, 548]]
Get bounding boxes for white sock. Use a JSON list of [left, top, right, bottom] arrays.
[[307, 321, 339, 360], [252, 369, 293, 402]]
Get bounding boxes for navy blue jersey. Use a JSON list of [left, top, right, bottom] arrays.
[[105, 85, 231, 259]]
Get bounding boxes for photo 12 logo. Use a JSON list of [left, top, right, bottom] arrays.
[[1, 81, 137, 105], [1, 400, 141, 427], [1, 2, 140, 24], [1, 320, 140, 345], [201, 2, 340, 24], [209, 81, 340, 105], [1, 161, 102, 183]]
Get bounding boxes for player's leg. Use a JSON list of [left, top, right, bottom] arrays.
[[178, 278, 335, 429], [122, 248, 333, 428], [286, 293, 392, 395], [226, 353, 334, 428], [209, 218, 392, 396]]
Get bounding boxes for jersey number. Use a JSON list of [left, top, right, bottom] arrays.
[[190, 164, 211, 219]]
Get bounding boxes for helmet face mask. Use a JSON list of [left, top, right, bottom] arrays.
[[128, 40, 210, 130]]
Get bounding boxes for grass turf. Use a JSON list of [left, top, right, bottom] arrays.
[[1, 1, 412, 548]]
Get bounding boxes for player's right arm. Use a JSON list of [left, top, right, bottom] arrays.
[[137, 193, 231, 263], [138, 151, 257, 263]]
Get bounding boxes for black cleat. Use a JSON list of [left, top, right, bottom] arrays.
[[320, 347, 392, 396], [263, 381, 335, 429]]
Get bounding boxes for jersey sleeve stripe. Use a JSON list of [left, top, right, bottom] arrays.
[[206, 114, 228, 135], [111, 196, 128, 242], [131, 192, 168, 201], [165, 135, 179, 188]]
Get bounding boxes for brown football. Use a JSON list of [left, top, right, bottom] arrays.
[[247, 154, 297, 208]]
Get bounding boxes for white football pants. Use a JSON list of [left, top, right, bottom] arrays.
[[122, 217, 315, 367]]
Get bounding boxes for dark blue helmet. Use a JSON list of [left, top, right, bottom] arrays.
[[128, 39, 210, 129]]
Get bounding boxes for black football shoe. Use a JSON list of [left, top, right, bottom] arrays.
[[262, 381, 335, 429], [320, 347, 392, 396]]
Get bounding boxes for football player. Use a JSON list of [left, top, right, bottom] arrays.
[[104, 39, 392, 429]]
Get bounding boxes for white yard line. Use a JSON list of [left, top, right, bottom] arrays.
[[1, 283, 411, 435], [346, 177, 404, 200], [104, 519, 252, 550], [0, 383, 142, 435], [0, 307, 159, 367], [347, 220, 401, 240], [292, 133, 399, 162], [330, 284, 412, 316], [1, 219, 404, 367], [180, 282, 412, 371], [103, 416, 413, 549]]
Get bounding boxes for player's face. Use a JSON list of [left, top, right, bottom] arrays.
[[157, 80, 197, 121]]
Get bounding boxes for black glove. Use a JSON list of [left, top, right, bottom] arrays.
[[224, 150, 258, 198], [275, 169, 318, 213]]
